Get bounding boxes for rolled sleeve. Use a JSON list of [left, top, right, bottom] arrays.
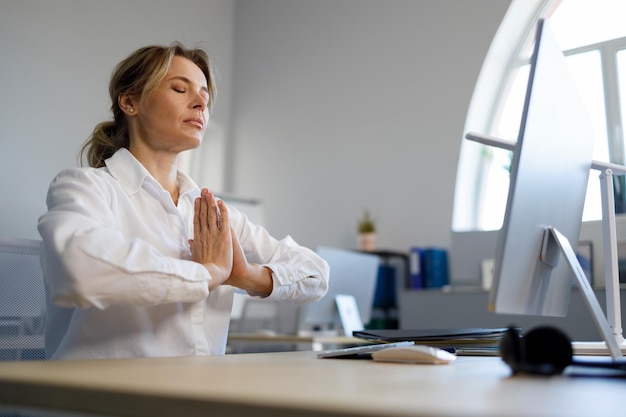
[[232, 213, 330, 303]]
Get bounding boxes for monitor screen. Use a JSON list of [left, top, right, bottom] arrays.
[[487, 19, 594, 317], [300, 246, 380, 332]]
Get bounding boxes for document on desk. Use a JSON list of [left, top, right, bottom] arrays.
[[317, 341, 415, 359], [352, 328, 512, 349]]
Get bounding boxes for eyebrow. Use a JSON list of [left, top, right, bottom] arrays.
[[168, 76, 209, 94]]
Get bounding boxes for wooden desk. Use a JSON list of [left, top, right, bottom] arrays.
[[0, 351, 624, 417]]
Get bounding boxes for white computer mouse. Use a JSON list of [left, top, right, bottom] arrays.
[[371, 344, 456, 364]]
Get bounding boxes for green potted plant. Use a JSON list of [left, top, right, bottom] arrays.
[[357, 210, 376, 251]]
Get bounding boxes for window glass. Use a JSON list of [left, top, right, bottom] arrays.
[[493, 66, 530, 141], [468, 0, 626, 230], [616, 49, 626, 151], [565, 51, 606, 221], [481, 65, 530, 230], [551, 0, 626, 50]]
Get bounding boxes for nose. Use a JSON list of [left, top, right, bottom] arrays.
[[192, 99, 206, 112], [192, 90, 208, 112]]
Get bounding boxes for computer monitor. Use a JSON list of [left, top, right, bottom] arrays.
[[465, 19, 625, 359], [299, 246, 380, 332], [488, 18, 594, 317]]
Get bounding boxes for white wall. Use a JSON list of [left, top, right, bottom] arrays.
[[228, 0, 510, 252], [0, 0, 235, 239], [1, 0, 510, 258]]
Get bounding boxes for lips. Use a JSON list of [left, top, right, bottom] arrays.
[[185, 117, 204, 129]]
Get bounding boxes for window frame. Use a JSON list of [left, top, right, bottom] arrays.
[[453, 0, 626, 231]]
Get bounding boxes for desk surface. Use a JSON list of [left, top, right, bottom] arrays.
[[0, 351, 625, 417]]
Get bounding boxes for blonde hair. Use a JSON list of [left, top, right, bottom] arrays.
[[80, 42, 216, 168]]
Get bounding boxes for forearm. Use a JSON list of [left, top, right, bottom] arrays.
[[226, 264, 273, 297], [227, 206, 329, 302], [40, 228, 211, 309], [38, 170, 211, 309]]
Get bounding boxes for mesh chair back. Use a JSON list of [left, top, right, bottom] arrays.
[[0, 237, 46, 361]]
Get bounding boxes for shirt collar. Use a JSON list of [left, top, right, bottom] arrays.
[[104, 148, 200, 198]]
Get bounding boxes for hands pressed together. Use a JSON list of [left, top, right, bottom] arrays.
[[189, 188, 273, 297]]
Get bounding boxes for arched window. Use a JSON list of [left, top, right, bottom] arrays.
[[453, 0, 626, 231]]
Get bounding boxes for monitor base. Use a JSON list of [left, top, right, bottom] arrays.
[[572, 340, 626, 356]]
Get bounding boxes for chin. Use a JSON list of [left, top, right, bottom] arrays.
[[181, 136, 203, 151]]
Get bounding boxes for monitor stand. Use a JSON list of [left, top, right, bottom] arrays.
[[568, 161, 626, 358], [465, 132, 626, 360], [542, 227, 625, 360]]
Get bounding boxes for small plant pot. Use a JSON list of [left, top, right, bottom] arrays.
[[358, 232, 376, 251]]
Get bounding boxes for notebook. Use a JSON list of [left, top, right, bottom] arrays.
[[352, 328, 512, 349]]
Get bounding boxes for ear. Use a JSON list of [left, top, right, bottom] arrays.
[[118, 93, 138, 116]]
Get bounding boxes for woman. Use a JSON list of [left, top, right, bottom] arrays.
[[38, 43, 329, 360]]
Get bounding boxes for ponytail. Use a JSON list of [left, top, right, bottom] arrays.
[[79, 120, 129, 168]]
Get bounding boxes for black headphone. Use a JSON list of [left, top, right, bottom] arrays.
[[500, 325, 626, 376], [499, 326, 574, 375]]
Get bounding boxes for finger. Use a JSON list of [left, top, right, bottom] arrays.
[[217, 199, 229, 233], [199, 189, 210, 234], [206, 190, 218, 231], [193, 197, 201, 240]]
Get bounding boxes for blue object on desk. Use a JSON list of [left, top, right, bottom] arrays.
[[409, 247, 425, 289], [408, 247, 449, 289], [373, 264, 396, 309], [422, 248, 449, 288]]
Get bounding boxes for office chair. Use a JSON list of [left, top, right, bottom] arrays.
[[232, 298, 281, 334], [228, 297, 302, 353], [0, 236, 46, 361]]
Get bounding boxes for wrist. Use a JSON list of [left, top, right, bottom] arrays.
[[247, 264, 273, 298]]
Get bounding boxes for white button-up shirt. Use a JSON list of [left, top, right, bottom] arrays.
[[38, 148, 329, 360]]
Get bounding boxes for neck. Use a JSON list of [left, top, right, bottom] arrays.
[[129, 145, 180, 205]]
